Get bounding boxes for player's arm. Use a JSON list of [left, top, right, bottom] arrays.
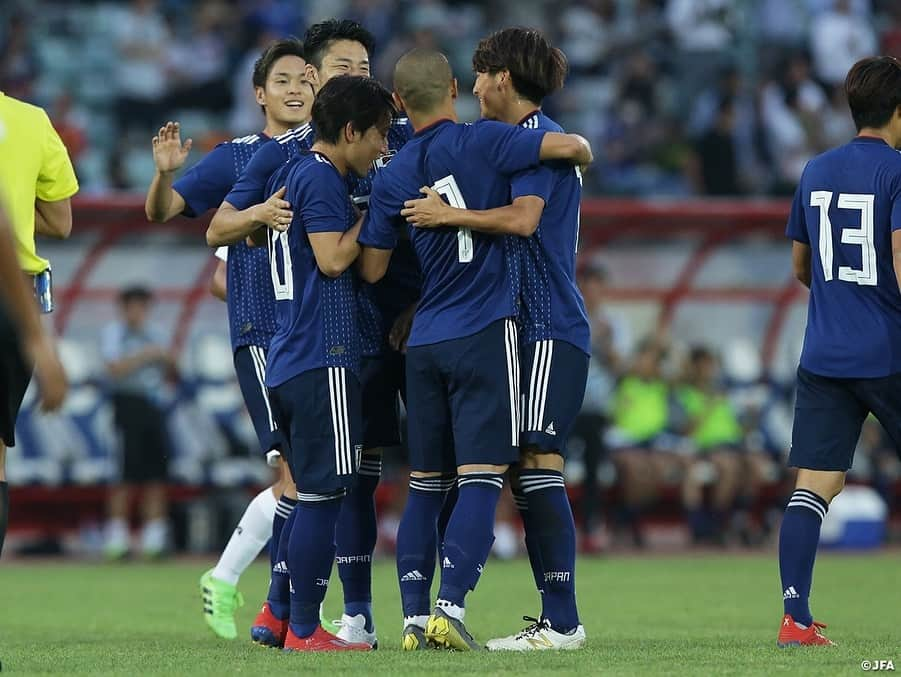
[[145, 122, 192, 222], [539, 132, 593, 166], [401, 187, 545, 236], [356, 173, 400, 283], [0, 203, 67, 410], [309, 215, 363, 278], [34, 197, 73, 239], [210, 249, 227, 301], [792, 241, 812, 289], [207, 188, 292, 247]]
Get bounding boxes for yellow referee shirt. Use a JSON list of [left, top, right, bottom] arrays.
[[0, 91, 79, 274]]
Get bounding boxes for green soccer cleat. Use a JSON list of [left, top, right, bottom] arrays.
[[320, 606, 341, 635], [425, 607, 481, 651], [200, 569, 244, 640]]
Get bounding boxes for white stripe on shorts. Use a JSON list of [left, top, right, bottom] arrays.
[[248, 345, 276, 432]]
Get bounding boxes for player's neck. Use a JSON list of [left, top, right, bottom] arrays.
[[408, 103, 457, 133], [263, 118, 307, 138], [500, 99, 540, 126], [310, 141, 347, 175], [856, 127, 896, 147]]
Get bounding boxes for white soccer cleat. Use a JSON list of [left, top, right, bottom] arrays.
[[335, 613, 378, 649], [486, 617, 586, 651]]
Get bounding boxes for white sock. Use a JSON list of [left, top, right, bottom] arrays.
[[212, 487, 277, 585], [141, 518, 168, 554], [436, 599, 465, 621], [404, 615, 429, 630], [104, 518, 129, 551]]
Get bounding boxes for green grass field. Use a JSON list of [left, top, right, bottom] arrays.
[[1, 553, 897, 675]]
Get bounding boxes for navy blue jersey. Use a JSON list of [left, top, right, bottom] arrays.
[[786, 136, 901, 378], [360, 119, 546, 347], [512, 112, 590, 355], [171, 133, 277, 352], [225, 118, 419, 356], [265, 151, 361, 388]]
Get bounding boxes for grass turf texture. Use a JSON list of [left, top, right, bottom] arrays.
[[1, 553, 897, 675]]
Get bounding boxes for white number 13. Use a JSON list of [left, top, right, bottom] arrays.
[[810, 191, 877, 286], [432, 174, 472, 263]]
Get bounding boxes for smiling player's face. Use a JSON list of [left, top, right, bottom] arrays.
[[308, 40, 371, 90], [347, 121, 389, 177], [473, 70, 504, 120], [258, 55, 314, 128]]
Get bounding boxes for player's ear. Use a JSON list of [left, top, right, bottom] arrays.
[[450, 78, 458, 100], [344, 121, 357, 144], [305, 62, 319, 88], [254, 86, 266, 107]]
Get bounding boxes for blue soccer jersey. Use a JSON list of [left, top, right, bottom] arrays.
[[172, 133, 277, 352], [265, 151, 361, 388], [225, 118, 418, 356], [786, 136, 901, 378], [360, 118, 546, 347], [512, 111, 590, 355]]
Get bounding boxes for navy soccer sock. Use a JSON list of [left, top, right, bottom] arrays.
[[288, 490, 345, 638], [396, 474, 454, 623], [0, 480, 7, 557], [519, 469, 579, 633], [512, 483, 544, 597], [436, 481, 458, 561], [436, 473, 504, 614], [266, 503, 297, 620], [271, 495, 297, 569], [335, 455, 382, 631], [779, 488, 829, 627]]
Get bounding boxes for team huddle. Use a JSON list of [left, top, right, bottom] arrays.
[[147, 21, 592, 652], [143, 17, 901, 654]]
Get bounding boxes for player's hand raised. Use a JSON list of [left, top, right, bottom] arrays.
[[252, 186, 293, 231], [401, 186, 452, 228], [151, 121, 192, 174]]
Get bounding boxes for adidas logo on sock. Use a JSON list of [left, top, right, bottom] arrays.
[[783, 586, 799, 599], [401, 570, 427, 582], [272, 561, 288, 574], [442, 557, 454, 569], [545, 421, 556, 436]]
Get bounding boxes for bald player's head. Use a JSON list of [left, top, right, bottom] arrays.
[[393, 48, 455, 114]]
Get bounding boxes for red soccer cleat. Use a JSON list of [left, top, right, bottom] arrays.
[[777, 614, 836, 647], [283, 625, 373, 652], [250, 602, 288, 648]]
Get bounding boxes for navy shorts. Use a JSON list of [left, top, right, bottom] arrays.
[[520, 339, 589, 455], [790, 366, 901, 471], [360, 350, 404, 450], [270, 367, 362, 493], [233, 345, 281, 456], [406, 318, 520, 473]]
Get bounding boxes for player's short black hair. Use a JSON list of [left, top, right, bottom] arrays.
[[303, 19, 375, 71], [119, 285, 152, 305], [472, 27, 568, 105], [311, 76, 395, 144], [252, 38, 306, 89], [845, 56, 901, 131]]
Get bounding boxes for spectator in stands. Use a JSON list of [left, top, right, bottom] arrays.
[[675, 346, 745, 544], [607, 336, 670, 546], [101, 286, 177, 559], [570, 265, 630, 551], [112, 0, 172, 135], [0, 11, 38, 101], [810, 0, 878, 88], [689, 97, 742, 195]]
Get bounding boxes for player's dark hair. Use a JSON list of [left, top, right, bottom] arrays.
[[472, 27, 568, 105], [303, 19, 375, 70], [845, 56, 901, 131], [312, 76, 395, 144], [119, 286, 152, 305], [252, 38, 306, 89]]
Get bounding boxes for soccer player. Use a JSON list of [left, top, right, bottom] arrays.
[[209, 20, 416, 649], [400, 28, 589, 651], [262, 75, 395, 652], [777, 55, 901, 647], [143, 38, 312, 639], [357, 48, 592, 651], [0, 90, 78, 555]]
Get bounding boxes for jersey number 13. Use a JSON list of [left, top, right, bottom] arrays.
[[810, 191, 877, 286]]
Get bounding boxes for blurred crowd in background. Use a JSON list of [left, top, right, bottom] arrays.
[[2, 0, 901, 197]]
